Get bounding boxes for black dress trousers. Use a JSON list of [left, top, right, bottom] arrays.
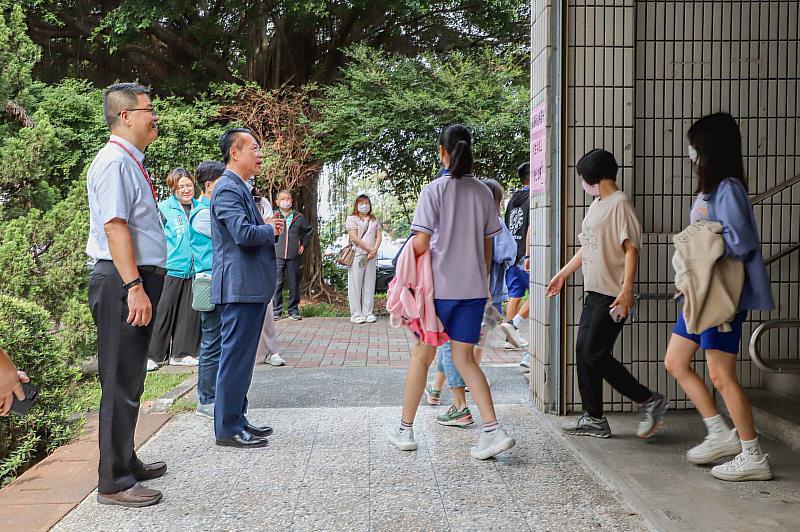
[[88, 260, 164, 494]]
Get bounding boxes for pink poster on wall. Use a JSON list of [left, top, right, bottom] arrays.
[[530, 102, 547, 194]]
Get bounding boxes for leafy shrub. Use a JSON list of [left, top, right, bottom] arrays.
[[0, 295, 83, 486]]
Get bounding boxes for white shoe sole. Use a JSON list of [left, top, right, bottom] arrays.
[[266, 358, 286, 366], [169, 359, 198, 367], [711, 465, 773, 482], [388, 436, 418, 451], [436, 418, 475, 427], [471, 435, 516, 460], [687, 441, 743, 464], [562, 429, 612, 439]]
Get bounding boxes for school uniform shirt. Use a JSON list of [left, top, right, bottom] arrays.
[[578, 190, 642, 298], [411, 172, 501, 300], [345, 215, 380, 255]]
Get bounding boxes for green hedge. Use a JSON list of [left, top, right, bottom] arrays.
[[0, 294, 83, 486]]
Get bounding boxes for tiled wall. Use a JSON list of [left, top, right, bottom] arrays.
[[560, 0, 800, 413], [529, 0, 556, 411], [564, 0, 639, 413]]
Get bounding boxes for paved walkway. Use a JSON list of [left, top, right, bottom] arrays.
[[55, 406, 643, 531], [270, 317, 526, 368], [54, 366, 644, 532]]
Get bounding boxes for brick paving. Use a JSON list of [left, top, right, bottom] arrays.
[[271, 317, 527, 368]]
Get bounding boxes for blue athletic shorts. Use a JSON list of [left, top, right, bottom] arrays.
[[505, 265, 529, 298], [672, 310, 748, 354], [434, 298, 485, 345]]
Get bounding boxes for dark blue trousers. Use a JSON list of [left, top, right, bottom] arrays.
[[214, 302, 267, 439], [197, 306, 222, 405]]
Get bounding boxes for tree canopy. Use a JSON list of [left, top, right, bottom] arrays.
[[22, 0, 529, 93], [313, 45, 530, 213]]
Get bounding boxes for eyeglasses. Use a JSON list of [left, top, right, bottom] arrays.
[[118, 108, 156, 116], [176, 185, 195, 190]]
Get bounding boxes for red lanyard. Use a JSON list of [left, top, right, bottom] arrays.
[[108, 139, 157, 202]]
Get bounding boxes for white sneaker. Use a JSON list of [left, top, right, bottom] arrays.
[[387, 426, 418, 451], [365, 314, 377, 323], [500, 323, 528, 348], [519, 352, 531, 369], [146, 359, 159, 372], [711, 452, 773, 481], [350, 315, 365, 324], [687, 429, 741, 464], [470, 426, 516, 460], [169, 356, 199, 367], [504, 341, 515, 350], [265, 353, 286, 366], [195, 403, 214, 419]]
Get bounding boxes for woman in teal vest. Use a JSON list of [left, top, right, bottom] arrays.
[[147, 168, 201, 369]]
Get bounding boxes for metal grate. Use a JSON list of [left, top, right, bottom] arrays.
[[563, 0, 800, 414]]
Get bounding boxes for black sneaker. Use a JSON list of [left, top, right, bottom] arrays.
[[637, 392, 668, 439], [561, 412, 612, 438], [289, 314, 302, 321]]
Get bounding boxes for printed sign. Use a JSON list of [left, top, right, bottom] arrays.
[[530, 102, 547, 194]]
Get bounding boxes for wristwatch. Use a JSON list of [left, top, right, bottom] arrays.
[[123, 276, 143, 290]]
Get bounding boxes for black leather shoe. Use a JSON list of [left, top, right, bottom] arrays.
[[133, 461, 167, 481], [216, 430, 269, 448], [245, 423, 274, 437]]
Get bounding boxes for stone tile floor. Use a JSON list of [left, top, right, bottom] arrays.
[[271, 317, 526, 368], [55, 405, 645, 531]]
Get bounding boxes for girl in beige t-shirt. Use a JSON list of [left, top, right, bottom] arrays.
[[546, 149, 665, 440]]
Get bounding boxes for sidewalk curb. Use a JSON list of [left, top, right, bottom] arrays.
[[540, 413, 665, 532], [150, 373, 198, 413]]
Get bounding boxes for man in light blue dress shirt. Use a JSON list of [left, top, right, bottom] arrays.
[[85, 83, 168, 508]]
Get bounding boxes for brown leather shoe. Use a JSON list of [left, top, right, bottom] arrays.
[[133, 461, 167, 481], [97, 483, 163, 508]]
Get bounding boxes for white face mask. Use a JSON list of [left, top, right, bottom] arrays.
[[279, 200, 292, 210], [581, 179, 601, 197], [688, 145, 699, 164], [357, 203, 370, 214]]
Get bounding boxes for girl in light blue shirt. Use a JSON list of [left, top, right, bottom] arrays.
[[664, 112, 775, 482]]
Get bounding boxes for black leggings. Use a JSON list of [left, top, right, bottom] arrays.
[[576, 292, 651, 418]]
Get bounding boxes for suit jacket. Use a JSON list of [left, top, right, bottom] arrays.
[[211, 170, 276, 304]]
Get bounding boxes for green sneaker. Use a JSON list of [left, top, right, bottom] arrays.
[[424, 384, 441, 405], [437, 405, 474, 427]]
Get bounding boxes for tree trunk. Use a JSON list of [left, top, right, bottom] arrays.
[[299, 171, 326, 299], [5, 100, 34, 128]]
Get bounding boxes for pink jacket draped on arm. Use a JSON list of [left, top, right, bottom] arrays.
[[385, 235, 449, 347]]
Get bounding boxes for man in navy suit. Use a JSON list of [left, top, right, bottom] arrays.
[[211, 127, 284, 448]]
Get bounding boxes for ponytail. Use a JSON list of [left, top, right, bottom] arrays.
[[438, 124, 474, 179]]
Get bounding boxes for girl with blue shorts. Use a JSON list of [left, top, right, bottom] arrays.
[[664, 113, 775, 482], [387, 124, 516, 460]]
